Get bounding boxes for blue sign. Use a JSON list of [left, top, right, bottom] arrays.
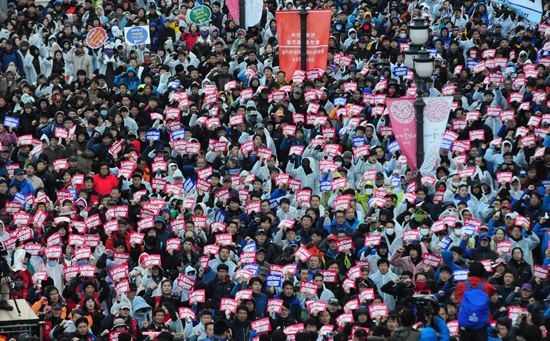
[[171, 129, 186, 141], [353, 136, 366, 147], [243, 264, 259, 276], [68, 188, 77, 199], [391, 176, 401, 188], [124, 26, 151, 45], [426, 48, 438, 57], [438, 236, 452, 250], [183, 178, 195, 192], [13, 191, 25, 204], [394, 66, 409, 77], [320, 180, 332, 192], [467, 60, 479, 70], [243, 242, 257, 252], [214, 209, 226, 223], [146, 130, 160, 141], [169, 81, 180, 89], [453, 269, 469, 281], [266, 275, 282, 287], [388, 140, 400, 153], [4, 116, 19, 129], [269, 198, 280, 209], [339, 126, 351, 137], [463, 224, 477, 236], [440, 138, 453, 150], [334, 97, 347, 106]]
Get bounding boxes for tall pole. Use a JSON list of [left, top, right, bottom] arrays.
[[299, 3, 308, 71], [415, 77, 425, 181], [239, 0, 246, 29]]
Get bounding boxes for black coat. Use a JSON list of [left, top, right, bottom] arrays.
[[230, 318, 252, 341], [206, 276, 235, 316]]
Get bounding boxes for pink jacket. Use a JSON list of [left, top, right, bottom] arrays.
[[390, 241, 434, 283], [0, 131, 17, 154]]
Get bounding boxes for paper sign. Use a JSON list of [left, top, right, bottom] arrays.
[[423, 253, 442, 267], [267, 299, 283, 313], [368, 304, 388, 318], [251, 318, 271, 334], [496, 240, 512, 253]]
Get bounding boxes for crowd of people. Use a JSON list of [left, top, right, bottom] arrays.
[[1, 0, 550, 340]]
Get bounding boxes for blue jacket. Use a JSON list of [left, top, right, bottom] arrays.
[[9, 178, 35, 197], [419, 317, 450, 341], [0, 48, 24, 76], [280, 137, 308, 166], [532, 222, 550, 258], [114, 66, 140, 92], [434, 250, 462, 280]]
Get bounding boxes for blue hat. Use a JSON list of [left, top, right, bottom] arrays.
[[479, 233, 491, 241], [54, 0, 62, 5], [518, 170, 527, 177], [443, 201, 456, 208], [154, 145, 166, 153]]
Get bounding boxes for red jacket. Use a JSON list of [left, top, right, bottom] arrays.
[[455, 277, 496, 303], [92, 174, 119, 196], [105, 230, 132, 251]]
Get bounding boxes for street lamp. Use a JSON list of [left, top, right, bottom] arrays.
[[299, 3, 309, 71], [404, 17, 434, 176]]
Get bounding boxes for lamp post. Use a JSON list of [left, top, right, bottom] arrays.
[[239, 0, 246, 29], [404, 17, 434, 176], [299, 3, 309, 71]]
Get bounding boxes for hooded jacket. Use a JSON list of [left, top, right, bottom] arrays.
[[154, 216, 171, 245], [390, 242, 428, 283], [114, 66, 140, 92]]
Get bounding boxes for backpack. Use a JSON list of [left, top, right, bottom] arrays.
[[458, 280, 490, 330]]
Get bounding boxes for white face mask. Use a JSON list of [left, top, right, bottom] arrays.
[[386, 228, 395, 235], [420, 228, 430, 236], [400, 33, 407, 39], [452, 182, 460, 187], [335, 161, 342, 167], [454, 228, 462, 236], [365, 188, 373, 195]]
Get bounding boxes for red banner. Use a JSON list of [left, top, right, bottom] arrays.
[[276, 9, 331, 81], [387, 98, 417, 169]]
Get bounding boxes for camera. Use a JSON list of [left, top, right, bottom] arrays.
[[413, 294, 440, 320]]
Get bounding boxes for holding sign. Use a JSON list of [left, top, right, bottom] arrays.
[[124, 26, 151, 45]]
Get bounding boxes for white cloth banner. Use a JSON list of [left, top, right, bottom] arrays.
[[491, 0, 542, 23], [246, 0, 263, 27], [420, 96, 453, 176]]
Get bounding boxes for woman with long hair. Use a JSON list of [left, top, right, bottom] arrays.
[[180, 23, 200, 50]]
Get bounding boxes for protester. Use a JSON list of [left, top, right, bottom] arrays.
[[1, 0, 550, 340]]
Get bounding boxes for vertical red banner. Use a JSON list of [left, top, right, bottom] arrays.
[[386, 98, 417, 170], [276, 9, 331, 81]]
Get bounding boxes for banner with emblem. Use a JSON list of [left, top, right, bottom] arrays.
[[419, 97, 453, 175], [386, 98, 417, 168]]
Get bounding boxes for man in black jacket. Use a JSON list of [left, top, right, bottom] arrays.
[[230, 305, 252, 341], [206, 264, 236, 317]]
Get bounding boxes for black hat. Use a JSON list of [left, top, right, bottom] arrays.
[[51, 302, 63, 310]]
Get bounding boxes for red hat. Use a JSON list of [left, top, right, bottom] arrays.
[[328, 235, 338, 242]]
